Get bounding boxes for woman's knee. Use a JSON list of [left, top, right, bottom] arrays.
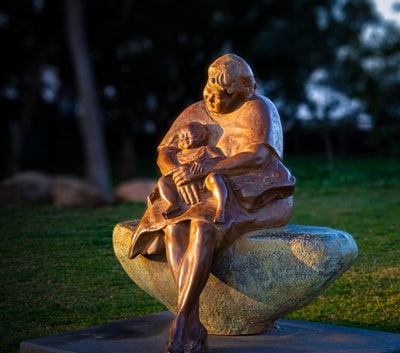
[[190, 220, 216, 247], [165, 223, 188, 244]]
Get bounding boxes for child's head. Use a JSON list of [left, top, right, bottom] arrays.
[[178, 122, 208, 150]]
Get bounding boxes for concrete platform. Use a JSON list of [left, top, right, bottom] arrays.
[[20, 311, 400, 353]]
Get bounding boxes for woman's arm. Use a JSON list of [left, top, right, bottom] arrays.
[[172, 143, 274, 187], [211, 143, 274, 176]]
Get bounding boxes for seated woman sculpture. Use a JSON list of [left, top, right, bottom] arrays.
[[128, 53, 296, 353]]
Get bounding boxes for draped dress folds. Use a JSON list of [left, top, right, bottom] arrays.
[[128, 95, 296, 259]]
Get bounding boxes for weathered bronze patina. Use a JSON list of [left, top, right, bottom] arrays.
[[127, 54, 296, 353]]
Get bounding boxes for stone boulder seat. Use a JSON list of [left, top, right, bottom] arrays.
[[113, 221, 358, 335]]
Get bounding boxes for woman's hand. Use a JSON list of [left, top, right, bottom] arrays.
[[171, 165, 204, 205], [177, 182, 203, 205], [172, 165, 200, 186], [189, 161, 205, 175]]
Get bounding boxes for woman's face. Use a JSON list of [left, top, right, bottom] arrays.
[[203, 81, 243, 115]]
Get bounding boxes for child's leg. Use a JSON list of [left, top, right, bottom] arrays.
[[205, 172, 227, 223], [158, 176, 181, 219]]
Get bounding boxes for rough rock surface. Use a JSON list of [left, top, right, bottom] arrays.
[[113, 221, 358, 335], [0, 171, 51, 203], [50, 176, 110, 207], [0, 171, 110, 207], [115, 179, 156, 203]]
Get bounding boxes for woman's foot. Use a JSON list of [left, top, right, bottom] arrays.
[[166, 317, 208, 353], [164, 340, 184, 353], [183, 326, 208, 353]]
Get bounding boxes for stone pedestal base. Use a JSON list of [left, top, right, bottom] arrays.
[[20, 312, 400, 353], [113, 222, 358, 335]]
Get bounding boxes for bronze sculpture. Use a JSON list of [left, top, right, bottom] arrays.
[[128, 53, 296, 353]]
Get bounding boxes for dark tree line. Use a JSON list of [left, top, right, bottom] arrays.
[[1, 0, 399, 196]]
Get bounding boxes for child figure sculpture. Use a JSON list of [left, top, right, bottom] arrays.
[[152, 122, 227, 223]]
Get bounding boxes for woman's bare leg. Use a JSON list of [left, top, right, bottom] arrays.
[[165, 223, 189, 283], [164, 220, 216, 350]]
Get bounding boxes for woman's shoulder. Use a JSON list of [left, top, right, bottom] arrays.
[[250, 95, 283, 158], [244, 94, 277, 113], [172, 101, 212, 126], [159, 101, 211, 148], [235, 95, 273, 125], [179, 100, 206, 116], [237, 95, 283, 158]]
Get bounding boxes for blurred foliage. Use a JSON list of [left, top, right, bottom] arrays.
[[1, 0, 400, 179]]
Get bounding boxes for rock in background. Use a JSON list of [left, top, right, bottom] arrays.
[[0, 171, 111, 207]]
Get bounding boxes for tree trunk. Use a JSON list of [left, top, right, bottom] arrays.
[[320, 124, 335, 170], [8, 70, 40, 175], [118, 132, 137, 181], [64, 0, 112, 201]]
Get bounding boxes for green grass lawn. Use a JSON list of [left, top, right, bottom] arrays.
[[285, 156, 399, 332], [1, 155, 399, 353]]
